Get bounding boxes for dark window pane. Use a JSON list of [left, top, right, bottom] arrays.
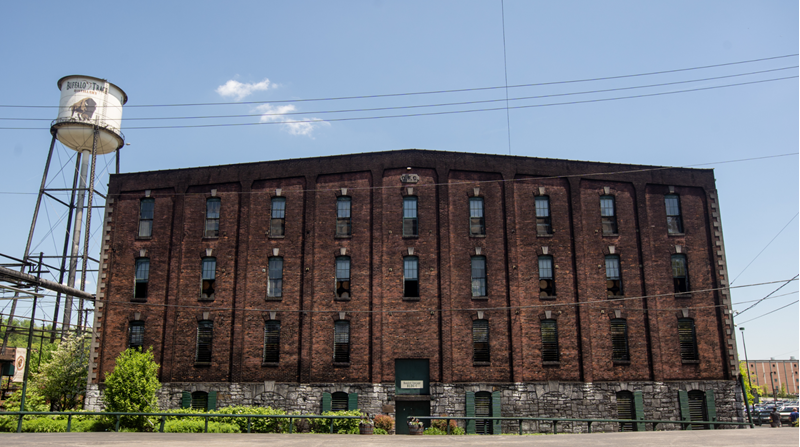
[[129, 321, 144, 350], [611, 319, 629, 361], [541, 319, 559, 362], [139, 199, 154, 237], [600, 196, 618, 234], [201, 258, 216, 299], [331, 392, 348, 411], [334, 321, 350, 363], [267, 257, 283, 298], [473, 319, 490, 363], [205, 198, 221, 238], [665, 195, 684, 234], [678, 318, 698, 361], [270, 198, 286, 236], [471, 256, 487, 297], [535, 197, 552, 235], [191, 392, 208, 411], [336, 198, 351, 236], [606, 256, 623, 297], [404, 257, 419, 297], [336, 257, 351, 298], [616, 391, 635, 431], [538, 256, 555, 297], [196, 320, 213, 363], [403, 197, 418, 237], [263, 321, 280, 363], [469, 198, 485, 236], [134, 258, 149, 299], [672, 254, 689, 294]]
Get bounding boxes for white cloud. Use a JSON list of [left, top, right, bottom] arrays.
[[255, 104, 330, 137], [216, 78, 274, 101]]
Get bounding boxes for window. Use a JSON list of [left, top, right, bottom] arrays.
[[403, 256, 419, 298], [605, 255, 623, 297], [473, 319, 490, 364], [600, 195, 618, 235], [196, 320, 213, 364], [403, 197, 418, 237], [191, 391, 208, 411], [134, 258, 149, 299], [672, 254, 690, 296], [541, 319, 560, 363], [665, 194, 683, 234], [616, 391, 635, 431], [331, 391, 349, 411], [611, 319, 630, 362], [270, 197, 286, 237], [267, 257, 283, 298], [474, 391, 493, 435], [333, 320, 350, 363], [263, 320, 280, 363], [535, 196, 552, 235], [128, 321, 144, 350], [538, 256, 555, 297], [335, 256, 351, 298], [469, 197, 485, 236], [678, 318, 699, 362], [138, 198, 154, 238], [201, 257, 216, 299], [205, 197, 221, 238], [471, 256, 487, 297], [336, 197, 351, 236], [182, 390, 217, 411]]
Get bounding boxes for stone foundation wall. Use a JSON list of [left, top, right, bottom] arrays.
[[85, 380, 745, 433]]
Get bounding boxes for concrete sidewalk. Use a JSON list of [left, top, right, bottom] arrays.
[[0, 426, 796, 447]]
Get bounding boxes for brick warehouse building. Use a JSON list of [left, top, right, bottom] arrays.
[[85, 150, 745, 433]]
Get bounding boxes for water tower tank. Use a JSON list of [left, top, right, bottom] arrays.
[[51, 75, 127, 154]]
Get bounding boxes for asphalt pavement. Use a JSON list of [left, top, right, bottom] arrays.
[[0, 426, 796, 446]]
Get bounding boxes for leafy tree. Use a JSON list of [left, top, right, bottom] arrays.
[[778, 384, 789, 398], [739, 361, 754, 405], [102, 347, 161, 430], [31, 333, 89, 411]]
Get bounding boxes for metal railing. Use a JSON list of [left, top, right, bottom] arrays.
[[3, 411, 362, 434], [410, 415, 752, 435]]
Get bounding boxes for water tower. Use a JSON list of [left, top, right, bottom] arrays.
[[2, 76, 127, 347]]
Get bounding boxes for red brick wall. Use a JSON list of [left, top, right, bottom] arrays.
[[91, 150, 735, 386]]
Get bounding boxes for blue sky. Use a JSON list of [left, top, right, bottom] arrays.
[[0, 1, 797, 361]]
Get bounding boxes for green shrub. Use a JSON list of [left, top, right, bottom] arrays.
[[424, 422, 465, 435], [213, 405, 290, 433], [374, 427, 388, 435], [310, 410, 363, 434], [163, 419, 241, 433], [374, 414, 394, 431], [103, 347, 161, 431]]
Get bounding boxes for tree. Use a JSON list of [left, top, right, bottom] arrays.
[[31, 333, 89, 411], [103, 347, 161, 430], [739, 361, 754, 405]]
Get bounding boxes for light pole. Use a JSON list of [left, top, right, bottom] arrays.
[[739, 327, 753, 397], [770, 370, 778, 403]]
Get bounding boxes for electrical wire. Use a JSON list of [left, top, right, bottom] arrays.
[[735, 275, 799, 316], [0, 54, 796, 109], [730, 213, 799, 285], [735, 300, 799, 325]]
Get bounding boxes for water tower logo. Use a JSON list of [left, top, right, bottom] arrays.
[[70, 97, 97, 120]]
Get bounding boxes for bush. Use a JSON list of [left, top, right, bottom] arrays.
[[213, 405, 290, 433], [32, 334, 89, 411], [425, 419, 465, 435], [102, 347, 161, 431], [374, 427, 388, 435], [374, 414, 394, 432], [310, 410, 363, 434], [163, 419, 240, 433]]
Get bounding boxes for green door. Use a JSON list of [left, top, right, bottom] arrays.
[[395, 359, 430, 395], [395, 400, 430, 434]]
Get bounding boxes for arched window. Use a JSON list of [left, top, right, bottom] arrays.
[[611, 319, 629, 362], [616, 390, 635, 431], [541, 319, 559, 363], [665, 194, 683, 234], [270, 197, 286, 236], [128, 321, 144, 350], [336, 197, 351, 236], [474, 391, 493, 434], [196, 320, 213, 364], [687, 390, 708, 429], [678, 318, 699, 362], [469, 197, 485, 236], [333, 320, 350, 364], [538, 256, 555, 297], [605, 255, 623, 297], [263, 320, 280, 364]]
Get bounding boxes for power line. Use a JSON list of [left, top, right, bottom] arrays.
[[1, 54, 796, 110], [730, 213, 799, 285], [735, 300, 799, 325], [735, 275, 799, 316], [2, 67, 797, 123]]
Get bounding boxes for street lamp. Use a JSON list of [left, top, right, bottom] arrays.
[[770, 369, 778, 403], [739, 327, 753, 395]]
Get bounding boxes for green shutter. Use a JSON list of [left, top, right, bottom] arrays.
[[348, 393, 358, 411], [465, 392, 476, 434], [207, 391, 217, 411], [705, 390, 716, 430], [633, 391, 645, 432], [181, 391, 191, 409], [678, 390, 690, 430], [491, 391, 502, 435], [322, 392, 332, 413]]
